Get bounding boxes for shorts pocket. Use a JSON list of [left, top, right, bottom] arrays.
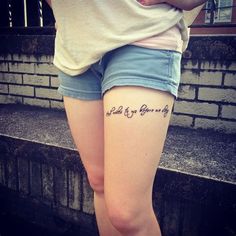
[[150, 49, 173, 79]]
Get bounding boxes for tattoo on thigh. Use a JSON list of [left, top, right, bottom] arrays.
[[106, 104, 169, 119]]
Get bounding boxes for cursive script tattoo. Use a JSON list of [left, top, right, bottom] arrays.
[[106, 104, 169, 118], [106, 106, 123, 116], [161, 105, 169, 118]]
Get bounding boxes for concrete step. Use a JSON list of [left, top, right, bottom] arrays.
[[0, 104, 235, 236]]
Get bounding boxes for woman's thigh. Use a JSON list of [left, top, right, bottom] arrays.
[[63, 96, 104, 191], [103, 86, 174, 211]]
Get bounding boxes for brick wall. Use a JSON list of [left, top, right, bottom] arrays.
[[0, 54, 63, 109], [171, 59, 236, 133], [0, 35, 235, 133]]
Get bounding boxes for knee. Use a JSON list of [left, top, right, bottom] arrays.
[[87, 171, 104, 194], [107, 202, 144, 234]]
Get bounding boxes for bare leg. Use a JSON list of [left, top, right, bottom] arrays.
[[63, 96, 120, 236], [104, 86, 175, 236], [94, 192, 121, 236]]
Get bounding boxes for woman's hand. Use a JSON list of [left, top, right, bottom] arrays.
[[137, 0, 166, 5], [137, 0, 207, 10], [166, 0, 207, 10], [138, 0, 165, 5], [45, 0, 52, 8]]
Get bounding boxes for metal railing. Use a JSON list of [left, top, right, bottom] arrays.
[[0, 0, 55, 34], [0, 0, 54, 27], [0, 0, 235, 34]]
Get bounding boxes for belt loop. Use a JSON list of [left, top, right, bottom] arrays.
[[99, 57, 103, 66]]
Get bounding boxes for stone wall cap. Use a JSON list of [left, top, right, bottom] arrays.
[[0, 104, 235, 185]]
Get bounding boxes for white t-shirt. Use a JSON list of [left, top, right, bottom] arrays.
[[51, 0, 203, 76]]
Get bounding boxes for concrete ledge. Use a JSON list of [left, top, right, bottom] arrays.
[[0, 34, 235, 61], [0, 35, 55, 56], [0, 104, 235, 235], [0, 104, 235, 184]]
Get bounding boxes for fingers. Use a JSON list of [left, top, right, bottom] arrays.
[[137, 0, 165, 6]]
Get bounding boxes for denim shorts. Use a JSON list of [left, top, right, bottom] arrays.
[[58, 45, 181, 100]]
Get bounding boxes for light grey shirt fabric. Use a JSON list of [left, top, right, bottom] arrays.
[[51, 0, 203, 76]]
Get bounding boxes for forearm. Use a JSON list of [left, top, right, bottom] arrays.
[[165, 0, 207, 10]]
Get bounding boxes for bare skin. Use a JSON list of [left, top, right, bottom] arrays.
[[64, 87, 173, 236], [138, 0, 207, 10], [45, 0, 51, 7], [46, 0, 207, 10]]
